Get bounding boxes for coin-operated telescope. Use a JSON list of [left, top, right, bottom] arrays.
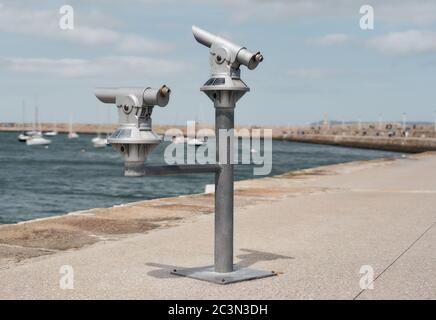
[[94, 85, 170, 176], [168, 26, 274, 284], [192, 25, 263, 106]]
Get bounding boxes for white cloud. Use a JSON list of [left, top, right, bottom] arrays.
[[198, 0, 436, 26], [308, 34, 350, 46], [0, 56, 186, 78], [0, 5, 172, 54], [367, 30, 436, 56], [376, 1, 436, 25], [116, 34, 173, 54], [6, 0, 436, 27]]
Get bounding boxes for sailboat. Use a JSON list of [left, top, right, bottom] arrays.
[[187, 137, 206, 146], [26, 132, 51, 146], [92, 136, 107, 148], [68, 115, 79, 139], [18, 133, 30, 142], [25, 103, 42, 138], [18, 100, 31, 142], [44, 120, 58, 136], [186, 121, 206, 146], [186, 108, 206, 146], [91, 115, 107, 147], [44, 130, 58, 136], [68, 131, 79, 139], [26, 106, 51, 146], [91, 132, 107, 148], [171, 135, 185, 144]]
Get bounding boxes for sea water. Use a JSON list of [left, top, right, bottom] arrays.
[[0, 132, 400, 224]]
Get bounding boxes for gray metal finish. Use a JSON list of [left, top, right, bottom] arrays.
[[192, 26, 263, 71], [94, 26, 269, 285], [215, 107, 235, 273], [125, 161, 147, 177], [94, 85, 170, 176], [188, 26, 267, 280], [95, 86, 170, 107], [171, 266, 276, 285]]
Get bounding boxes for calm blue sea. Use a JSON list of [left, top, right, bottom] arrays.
[[0, 132, 401, 224]]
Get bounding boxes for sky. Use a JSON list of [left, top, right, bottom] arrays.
[[0, 0, 436, 125]]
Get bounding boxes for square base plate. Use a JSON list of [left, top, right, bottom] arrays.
[[171, 266, 277, 284]]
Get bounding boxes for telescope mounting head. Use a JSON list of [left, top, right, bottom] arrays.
[[94, 85, 171, 176], [192, 26, 263, 107]]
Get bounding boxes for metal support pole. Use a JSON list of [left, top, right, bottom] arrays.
[[214, 106, 234, 273], [171, 102, 276, 283]]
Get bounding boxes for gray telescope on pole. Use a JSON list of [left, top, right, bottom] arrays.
[[95, 85, 170, 176], [170, 26, 275, 284]]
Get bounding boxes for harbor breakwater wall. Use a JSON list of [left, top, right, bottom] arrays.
[[0, 122, 290, 138], [284, 134, 436, 153], [3, 122, 436, 153]]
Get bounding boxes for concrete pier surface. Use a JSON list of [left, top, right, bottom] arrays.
[[0, 153, 435, 299]]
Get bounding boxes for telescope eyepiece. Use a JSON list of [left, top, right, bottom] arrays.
[[159, 85, 171, 97], [255, 53, 264, 62], [237, 49, 263, 70]]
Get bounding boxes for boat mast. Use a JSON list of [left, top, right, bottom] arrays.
[[21, 100, 26, 132], [69, 114, 73, 134]]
